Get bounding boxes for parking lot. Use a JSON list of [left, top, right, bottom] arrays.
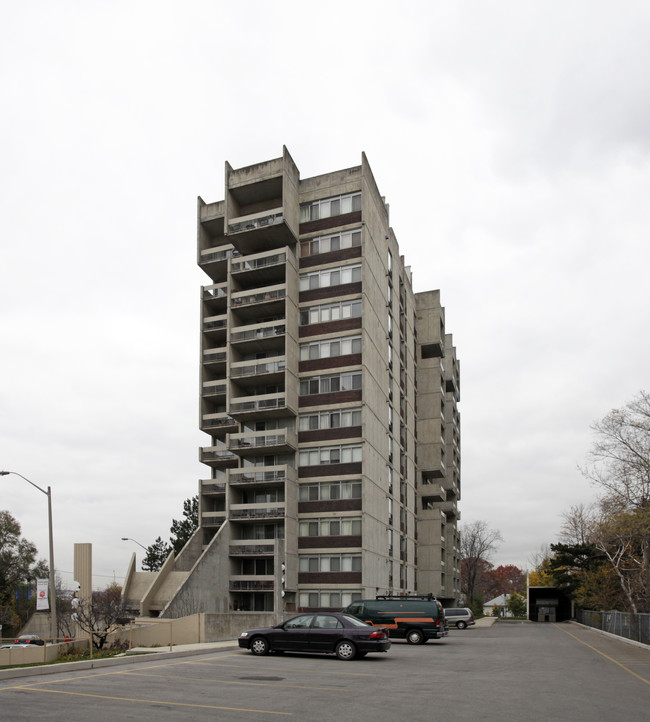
[[1, 622, 649, 720]]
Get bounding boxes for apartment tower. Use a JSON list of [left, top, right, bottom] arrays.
[[123, 148, 460, 618], [186, 147, 460, 615]]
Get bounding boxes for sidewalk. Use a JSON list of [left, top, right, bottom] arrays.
[[473, 616, 498, 627], [0, 640, 239, 682]]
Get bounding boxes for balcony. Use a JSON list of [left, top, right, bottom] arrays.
[[421, 481, 445, 503], [203, 314, 228, 343], [229, 542, 275, 556], [201, 381, 227, 399], [231, 250, 287, 288], [199, 245, 239, 283], [440, 500, 459, 520], [231, 286, 286, 322], [200, 479, 226, 495], [230, 505, 285, 521], [230, 357, 286, 384], [199, 446, 239, 469], [229, 579, 274, 591], [202, 346, 227, 367], [202, 284, 228, 313], [229, 392, 291, 419], [228, 429, 298, 456], [229, 321, 285, 356], [200, 413, 238, 438], [227, 208, 296, 255], [228, 465, 296, 487], [201, 511, 226, 528]]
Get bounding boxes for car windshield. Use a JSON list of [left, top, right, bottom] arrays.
[[339, 614, 371, 627]]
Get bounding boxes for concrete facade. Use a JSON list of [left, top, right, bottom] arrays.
[[123, 148, 461, 619]]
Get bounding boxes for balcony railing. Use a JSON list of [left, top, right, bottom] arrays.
[[230, 507, 285, 520], [200, 447, 238, 464], [229, 543, 275, 556], [231, 287, 286, 309], [229, 579, 274, 591], [200, 247, 239, 265], [202, 381, 227, 397], [229, 431, 296, 452], [230, 324, 285, 343], [203, 315, 228, 332], [201, 512, 226, 528], [200, 481, 227, 494], [201, 414, 238, 430], [203, 347, 227, 364], [231, 252, 286, 273], [230, 358, 286, 378], [228, 468, 291, 485], [228, 210, 283, 235], [230, 395, 286, 414], [202, 284, 227, 301]]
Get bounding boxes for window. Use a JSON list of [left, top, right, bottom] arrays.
[[299, 335, 362, 361], [299, 480, 362, 501], [299, 517, 362, 536], [302, 228, 362, 257], [299, 264, 361, 291], [299, 371, 362, 396], [300, 192, 361, 223], [299, 444, 362, 466], [300, 299, 362, 326], [299, 590, 362, 608], [299, 554, 362, 572], [299, 407, 362, 431]]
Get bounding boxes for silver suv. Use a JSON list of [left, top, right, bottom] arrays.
[[444, 607, 475, 629]]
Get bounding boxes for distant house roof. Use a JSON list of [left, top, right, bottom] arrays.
[[484, 594, 508, 607]]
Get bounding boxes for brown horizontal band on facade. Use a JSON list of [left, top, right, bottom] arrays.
[[298, 571, 362, 584], [298, 535, 362, 549], [299, 354, 362, 373], [298, 462, 362, 478], [298, 426, 362, 444], [299, 211, 362, 235], [298, 390, 362, 408], [299, 317, 362, 338], [298, 499, 362, 514], [299, 246, 362, 269], [299, 282, 362, 304]]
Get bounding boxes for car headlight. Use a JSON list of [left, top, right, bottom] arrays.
[[239, 632, 249, 637]]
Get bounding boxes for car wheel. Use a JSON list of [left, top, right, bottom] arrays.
[[406, 629, 424, 645], [250, 636, 270, 655], [457, 621, 467, 630], [335, 640, 357, 660]]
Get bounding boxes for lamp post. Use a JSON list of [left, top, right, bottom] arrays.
[[121, 537, 148, 551], [0, 470, 58, 641]]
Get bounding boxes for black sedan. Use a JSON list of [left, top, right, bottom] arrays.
[[238, 612, 391, 660]]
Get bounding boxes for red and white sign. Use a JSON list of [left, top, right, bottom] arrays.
[[36, 579, 49, 611]]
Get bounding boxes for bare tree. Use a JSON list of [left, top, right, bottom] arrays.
[[461, 520, 503, 605], [70, 583, 128, 649], [577, 391, 650, 612], [581, 390, 650, 509], [560, 503, 594, 546]]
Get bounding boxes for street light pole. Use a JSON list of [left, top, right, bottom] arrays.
[[121, 537, 148, 551], [0, 471, 58, 641]]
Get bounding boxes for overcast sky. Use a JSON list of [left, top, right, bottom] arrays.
[[2, 1, 649, 589]]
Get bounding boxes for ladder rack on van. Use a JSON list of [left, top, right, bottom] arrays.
[[375, 594, 437, 601]]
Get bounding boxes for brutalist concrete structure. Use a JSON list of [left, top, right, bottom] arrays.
[[123, 147, 461, 618]]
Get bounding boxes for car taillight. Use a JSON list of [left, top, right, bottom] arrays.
[[435, 619, 440, 627], [369, 630, 386, 639]]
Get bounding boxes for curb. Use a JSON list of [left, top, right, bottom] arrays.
[[0, 642, 238, 681]]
